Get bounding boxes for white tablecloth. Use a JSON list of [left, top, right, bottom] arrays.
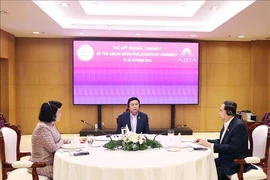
[[53, 135, 218, 180]]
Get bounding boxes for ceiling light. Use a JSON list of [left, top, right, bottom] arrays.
[[79, 1, 206, 17], [78, 32, 84, 35], [60, 3, 69, 7], [33, 32, 40, 34], [33, 1, 256, 32], [135, 33, 140, 36], [238, 35, 245, 38], [191, 35, 197, 37], [210, 7, 219, 11], [0, 10, 8, 14]]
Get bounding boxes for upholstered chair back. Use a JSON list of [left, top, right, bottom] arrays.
[[2, 127, 18, 163], [252, 125, 268, 158]]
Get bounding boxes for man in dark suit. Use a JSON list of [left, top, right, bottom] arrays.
[[196, 101, 250, 180], [117, 97, 149, 134]]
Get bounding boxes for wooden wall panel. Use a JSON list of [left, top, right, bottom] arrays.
[[69, 106, 97, 133], [0, 84, 8, 118], [206, 64, 229, 86], [181, 106, 202, 130], [39, 39, 69, 62], [16, 108, 40, 133], [228, 42, 251, 63], [0, 30, 9, 59], [143, 105, 171, 128], [206, 86, 229, 108], [205, 107, 223, 131], [253, 62, 268, 86], [199, 41, 207, 63], [269, 41, 270, 110], [0, 60, 8, 85], [15, 38, 40, 61], [227, 86, 251, 110], [206, 42, 229, 63], [39, 62, 65, 85], [251, 41, 269, 120], [253, 86, 269, 115], [199, 63, 207, 86], [39, 85, 71, 107], [12, 38, 269, 134], [0, 30, 15, 124], [102, 105, 126, 129], [16, 85, 40, 109], [15, 38, 74, 134], [16, 61, 40, 85], [229, 63, 250, 86]]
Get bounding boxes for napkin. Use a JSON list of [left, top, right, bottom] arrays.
[[174, 133, 182, 147]]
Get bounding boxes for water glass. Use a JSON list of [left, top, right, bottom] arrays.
[[121, 126, 127, 135], [86, 134, 94, 146], [168, 129, 174, 140]]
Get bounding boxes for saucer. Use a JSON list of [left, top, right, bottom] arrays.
[[88, 143, 102, 148], [61, 144, 85, 150], [166, 146, 181, 152]]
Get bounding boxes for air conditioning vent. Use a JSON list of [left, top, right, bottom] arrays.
[[265, 37, 270, 40]]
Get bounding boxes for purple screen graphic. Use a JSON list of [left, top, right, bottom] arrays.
[[73, 40, 199, 104]]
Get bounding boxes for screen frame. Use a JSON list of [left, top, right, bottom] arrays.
[[72, 37, 200, 105]]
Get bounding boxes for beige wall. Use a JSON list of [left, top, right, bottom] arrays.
[[1, 35, 269, 134], [0, 30, 15, 124]]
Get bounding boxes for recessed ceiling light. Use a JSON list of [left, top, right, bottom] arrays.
[[60, 3, 69, 7], [0, 10, 8, 14], [135, 33, 140, 36], [33, 1, 256, 32], [238, 35, 245, 38], [78, 32, 84, 35], [33, 32, 40, 34], [210, 7, 219, 11], [191, 35, 197, 37]]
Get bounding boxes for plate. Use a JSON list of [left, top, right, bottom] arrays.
[[166, 147, 181, 152], [178, 143, 191, 148], [61, 144, 85, 150], [88, 143, 102, 148], [94, 136, 111, 141]]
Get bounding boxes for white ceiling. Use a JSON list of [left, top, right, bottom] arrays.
[[0, 0, 269, 41]]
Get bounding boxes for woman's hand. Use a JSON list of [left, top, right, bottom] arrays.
[[59, 138, 64, 146], [79, 137, 87, 143]]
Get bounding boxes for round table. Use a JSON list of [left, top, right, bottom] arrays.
[[53, 135, 217, 180]]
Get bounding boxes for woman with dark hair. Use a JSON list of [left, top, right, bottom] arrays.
[[28, 101, 77, 179]]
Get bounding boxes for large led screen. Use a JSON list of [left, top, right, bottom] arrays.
[[73, 40, 199, 104]]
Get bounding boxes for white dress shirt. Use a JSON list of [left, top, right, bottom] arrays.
[[210, 117, 234, 149], [220, 117, 233, 143], [130, 113, 138, 133]]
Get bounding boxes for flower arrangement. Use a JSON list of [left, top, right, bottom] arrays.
[[104, 131, 162, 151]]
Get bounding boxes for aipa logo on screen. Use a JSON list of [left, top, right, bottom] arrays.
[[77, 44, 94, 61], [177, 48, 197, 63]]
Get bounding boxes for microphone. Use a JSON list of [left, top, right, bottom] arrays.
[[81, 120, 112, 141], [153, 124, 187, 141]]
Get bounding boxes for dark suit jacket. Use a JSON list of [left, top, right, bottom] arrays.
[[208, 117, 250, 175], [116, 111, 149, 134]]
